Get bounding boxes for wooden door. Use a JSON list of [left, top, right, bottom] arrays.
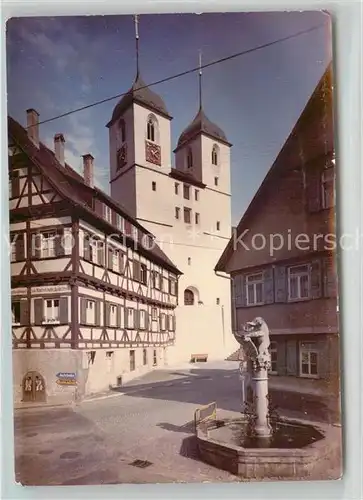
[[22, 371, 46, 403]]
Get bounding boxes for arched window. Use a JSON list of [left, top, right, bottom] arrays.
[[119, 119, 126, 143], [187, 148, 193, 168], [147, 115, 158, 143], [212, 144, 219, 166], [184, 288, 194, 306]]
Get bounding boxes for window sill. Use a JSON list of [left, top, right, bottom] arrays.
[[246, 302, 265, 307], [42, 320, 60, 325], [287, 297, 310, 303], [299, 374, 319, 379], [12, 322, 21, 326]]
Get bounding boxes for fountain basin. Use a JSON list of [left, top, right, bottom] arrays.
[[196, 414, 341, 480]]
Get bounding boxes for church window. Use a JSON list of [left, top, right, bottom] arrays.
[[214, 176, 219, 186], [188, 257, 191, 265], [152, 181, 156, 191], [175, 207, 180, 219], [146, 115, 158, 143], [216, 221, 221, 231], [195, 189, 199, 201], [212, 144, 219, 165], [184, 288, 194, 306], [195, 212, 200, 225], [187, 148, 193, 168], [118, 119, 126, 145], [175, 182, 179, 195], [216, 298, 220, 305], [183, 184, 190, 200]]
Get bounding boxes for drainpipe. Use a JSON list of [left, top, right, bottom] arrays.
[[215, 269, 233, 349]]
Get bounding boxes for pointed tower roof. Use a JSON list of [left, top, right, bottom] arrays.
[[175, 108, 231, 150], [175, 52, 231, 150], [107, 74, 172, 127]]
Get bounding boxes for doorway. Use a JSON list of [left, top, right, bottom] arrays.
[[22, 371, 46, 403]]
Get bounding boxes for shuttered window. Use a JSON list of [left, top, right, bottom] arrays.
[[86, 300, 95, 324], [41, 232, 56, 258], [109, 304, 117, 327], [11, 301, 21, 324], [139, 310, 147, 330], [246, 273, 264, 305], [321, 167, 335, 209], [269, 341, 277, 374], [288, 264, 310, 301], [126, 308, 135, 329], [43, 299, 60, 323], [300, 342, 319, 378]]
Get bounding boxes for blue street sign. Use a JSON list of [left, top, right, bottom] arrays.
[[56, 372, 76, 380]]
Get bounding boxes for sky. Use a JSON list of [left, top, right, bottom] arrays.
[[6, 12, 332, 226]]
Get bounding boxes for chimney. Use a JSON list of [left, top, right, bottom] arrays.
[[26, 109, 40, 148], [54, 133, 65, 166], [82, 154, 94, 188]]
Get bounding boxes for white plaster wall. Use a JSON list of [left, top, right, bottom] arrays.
[[13, 349, 80, 405]]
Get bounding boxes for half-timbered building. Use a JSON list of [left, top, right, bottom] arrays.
[[9, 110, 180, 405]]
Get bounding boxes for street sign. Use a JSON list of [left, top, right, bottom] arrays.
[[56, 372, 76, 380], [56, 379, 77, 386]]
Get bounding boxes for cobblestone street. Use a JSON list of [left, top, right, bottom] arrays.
[[14, 362, 341, 485]]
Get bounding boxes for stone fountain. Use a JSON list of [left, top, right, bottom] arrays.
[[195, 317, 341, 480]]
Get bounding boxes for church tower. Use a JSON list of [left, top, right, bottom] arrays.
[[108, 18, 237, 363], [108, 15, 173, 223]]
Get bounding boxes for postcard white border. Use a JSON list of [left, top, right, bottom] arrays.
[[1, 1, 362, 499]]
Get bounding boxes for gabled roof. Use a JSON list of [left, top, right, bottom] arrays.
[[8, 115, 181, 275], [175, 108, 231, 151], [107, 73, 172, 127], [215, 62, 334, 272]]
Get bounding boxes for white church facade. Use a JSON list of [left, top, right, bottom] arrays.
[[107, 68, 237, 363]]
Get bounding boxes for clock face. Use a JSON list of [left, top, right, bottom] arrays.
[[145, 141, 161, 166], [117, 145, 127, 170]]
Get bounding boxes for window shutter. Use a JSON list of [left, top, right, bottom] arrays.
[[306, 168, 321, 213], [34, 234, 42, 258], [233, 274, 243, 307], [11, 175, 20, 197], [108, 247, 113, 270], [15, 235, 25, 261], [263, 267, 274, 304], [145, 311, 149, 330], [95, 301, 101, 325], [310, 260, 322, 299], [125, 220, 131, 235], [286, 340, 298, 375], [116, 305, 121, 327], [111, 211, 117, 226], [118, 253, 124, 274], [34, 298, 43, 325], [80, 298, 87, 324], [323, 256, 337, 298], [97, 243, 104, 266], [55, 231, 65, 257], [133, 261, 140, 281], [84, 235, 91, 260], [124, 308, 129, 328], [104, 302, 110, 327], [135, 309, 140, 330], [276, 341, 287, 375], [59, 297, 68, 324], [20, 300, 29, 325], [274, 266, 287, 303]]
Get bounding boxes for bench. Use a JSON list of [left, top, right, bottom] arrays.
[[190, 353, 208, 363]]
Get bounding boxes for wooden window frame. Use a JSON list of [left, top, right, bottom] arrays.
[[11, 300, 21, 325], [246, 272, 264, 306], [43, 298, 60, 324], [288, 264, 310, 302], [184, 207, 191, 224], [299, 342, 319, 379]]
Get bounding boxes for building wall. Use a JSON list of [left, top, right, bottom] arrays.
[[12, 345, 168, 405]]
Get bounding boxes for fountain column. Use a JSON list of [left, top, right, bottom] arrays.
[[252, 352, 272, 438]]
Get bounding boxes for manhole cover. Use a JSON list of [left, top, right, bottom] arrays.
[[129, 459, 153, 469], [38, 449, 53, 455], [60, 451, 82, 460]]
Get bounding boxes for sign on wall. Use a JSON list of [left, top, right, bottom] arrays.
[[56, 372, 77, 386], [33, 285, 69, 295]]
